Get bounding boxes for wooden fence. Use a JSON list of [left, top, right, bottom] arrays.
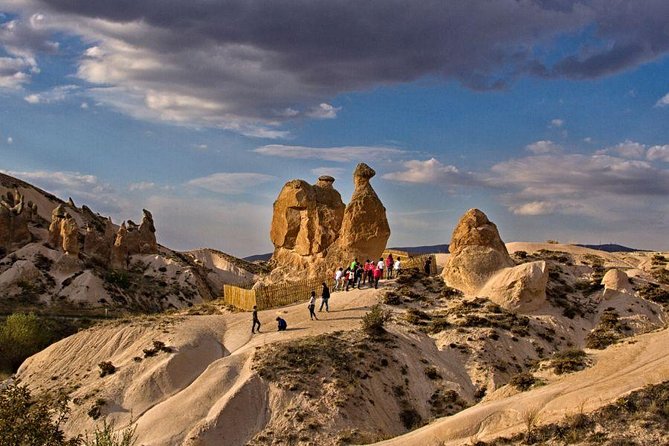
[[223, 275, 330, 311], [222, 253, 439, 311]]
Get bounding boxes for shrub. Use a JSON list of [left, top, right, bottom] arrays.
[[510, 372, 537, 391], [105, 271, 130, 289], [361, 305, 391, 337], [83, 419, 137, 446], [0, 382, 79, 445], [0, 313, 51, 372], [551, 349, 588, 374], [399, 407, 422, 430], [98, 361, 116, 377], [424, 366, 441, 380], [383, 291, 402, 305]]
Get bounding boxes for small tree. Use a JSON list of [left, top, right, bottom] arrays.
[[0, 313, 51, 372], [0, 382, 80, 446]]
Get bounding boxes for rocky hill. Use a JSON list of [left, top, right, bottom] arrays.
[[0, 173, 259, 314]]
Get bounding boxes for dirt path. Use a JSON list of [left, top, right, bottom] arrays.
[[375, 327, 669, 446]]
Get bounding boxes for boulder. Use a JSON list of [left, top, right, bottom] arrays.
[[0, 189, 35, 252], [601, 268, 633, 299], [269, 164, 390, 280], [479, 261, 548, 312], [442, 209, 514, 294]]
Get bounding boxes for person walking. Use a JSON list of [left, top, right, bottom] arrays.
[[276, 316, 287, 331], [251, 305, 261, 334], [354, 263, 363, 288], [424, 258, 432, 276], [319, 282, 330, 312], [308, 291, 318, 320], [342, 267, 350, 291], [345, 267, 355, 291], [334, 267, 343, 291], [373, 261, 383, 289], [365, 260, 374, 288], [385, 253, 394, 279], [394, 256, 402, 278]]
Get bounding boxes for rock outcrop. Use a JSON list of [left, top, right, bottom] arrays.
[[601, 268, 633, 299], [48, 204, 80, 255], [479, 261, 549, 312], [0, 189, 36, 252], [442, 209, 514, 295], [270, 164, 390, 279], [83, 218, 116, 264], [111, 210, 158, 269]]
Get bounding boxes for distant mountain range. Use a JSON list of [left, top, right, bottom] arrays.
[[243, 242, 646, 261]]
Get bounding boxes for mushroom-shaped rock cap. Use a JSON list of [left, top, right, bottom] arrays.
[[318, 175, 335, 183], [354, 163, 376, 180]]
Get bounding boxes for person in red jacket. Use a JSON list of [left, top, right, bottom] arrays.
[[385, 253, 394, 279], [373, 260, 383, 289]]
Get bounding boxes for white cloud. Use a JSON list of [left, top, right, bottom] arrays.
[[603, 140, 646, 159], [655, 92, 669, 107], [307, 103, 341, 119], [128, 181, 156, 191], [310, 167, 346, 178], [647, 145, 669, 162], [6, 137, 13, 144], [254, 144, 405, 162], [186, 172, 275, 194], [23, 84, 78, 104], [80, 101, 89, 109], [488, 151, 669, 219], [549, 118, 564, 128], [525, 140, 562, 154], [382, 158, 467, 184]]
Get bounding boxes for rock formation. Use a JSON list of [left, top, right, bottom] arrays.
[[269, 164, 390, 279], [479, 261, 549, 312], [601, 268, 633, 299], [442, 209, 514, 295], [0, 189, 36, 253], [83, 218, 116, 264], [111, 210, 158, 269], [48, 204, 80, 255]]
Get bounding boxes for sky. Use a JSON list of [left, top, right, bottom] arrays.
[[1, 0, 668, 257]]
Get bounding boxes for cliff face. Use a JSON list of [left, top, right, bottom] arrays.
[[269, 164, 390, 280]]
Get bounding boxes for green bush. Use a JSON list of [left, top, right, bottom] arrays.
[[361, 305, 391, 337], [550, 349, 588, 374], [0, 382, 79, 445], [83, 419, 137, 446], [0, 313, 50, 372], [510, 372, 537, 391]]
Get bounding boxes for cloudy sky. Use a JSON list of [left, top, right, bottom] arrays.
[[1, 0, 669, 256]]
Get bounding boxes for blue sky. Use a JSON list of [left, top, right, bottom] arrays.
[[1, 1, 669, 256]]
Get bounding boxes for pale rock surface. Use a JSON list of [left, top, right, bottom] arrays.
[[0, 259, 41, 291], [270, 164, 389, 280], [601, 268, 633, 299], [48, 204, 80, 255], [111, 210, 158, 269], [479, 261, 549, 312], [0, 189, 35, 251], [442, 209, 514, 294]]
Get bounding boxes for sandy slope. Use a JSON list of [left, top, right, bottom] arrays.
[[375, 326, 669, 446], [18, 284, 384, 445]]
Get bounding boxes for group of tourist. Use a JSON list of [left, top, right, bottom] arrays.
[[333, 254, 402, 292], [252, 254, 433, 333]]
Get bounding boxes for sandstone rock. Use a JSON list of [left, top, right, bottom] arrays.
[[601, 268, 633, 299], [83, 218, 115, 264], [330, 163, 390, 265], [111, 210, 158, 269], [48, 204, 80, 255], [0, 259, 41, 292], [442, 209, 514, 295], [479, 261, 548, 312], [269, 164, 389, 280], [0, 189, 35, 252]]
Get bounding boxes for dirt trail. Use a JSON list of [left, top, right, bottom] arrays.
[[375, 327, 669, 446]]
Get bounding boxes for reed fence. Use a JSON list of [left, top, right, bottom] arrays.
[[222, 253, 438, 311]]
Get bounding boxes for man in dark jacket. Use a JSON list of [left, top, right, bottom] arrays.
[[276, 317, 287, 331], [319, 282, 330, 312], [251, 305, 261, 333]]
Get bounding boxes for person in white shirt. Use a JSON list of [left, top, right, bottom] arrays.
[[394, 257, 401, 277], [334, 267, 343, 291]]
